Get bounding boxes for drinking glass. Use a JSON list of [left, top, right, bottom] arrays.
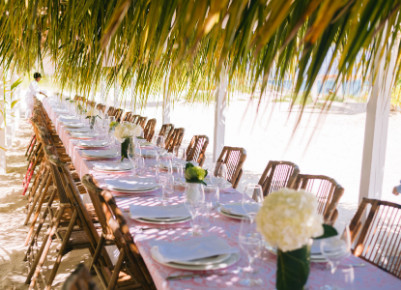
[[134, 156, 145, 176], [155, 135, 165, 148], [238, 219, 263, 286], [185, 185, 205, 236], [204, 185, 220, 211], [216, 162, 228, 180], [320, 226, 352, 289], [127, 142, 137, 172], [241, 184, 263, 221], [158, 174, 175, 205]]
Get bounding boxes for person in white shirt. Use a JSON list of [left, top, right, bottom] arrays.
[[25, 72, 48, 118]]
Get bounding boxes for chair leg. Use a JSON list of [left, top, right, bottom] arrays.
[[26, 205, 65, 285], [24, 171, 50, 226], [45, 211, 78, 289], [25, 135, 35, 157], [107, 250, 125, 290]]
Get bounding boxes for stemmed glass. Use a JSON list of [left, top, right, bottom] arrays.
[[216, 162, 228, 180], [241, 184, 264, 222], [155, 135, 165, 148], [185, 185, 205, 236], [320, 226, 352, 289], [127, 142, 137, 173], [204, 185, 220, 211], [238, 219, 263, 286]]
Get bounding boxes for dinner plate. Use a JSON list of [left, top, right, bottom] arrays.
[[217, 207, 247, 220], [133, 216, 191, 224], [265, 243, 327, 263], [64, 122, 85, 128], [105, 178, 159, 193], [175, 253, 231, 266], [151, 248, 239, 271]]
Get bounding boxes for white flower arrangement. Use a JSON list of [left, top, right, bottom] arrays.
[[255, 188, 323, 252], [114, 122, 143, 142], [86, 107, 100, 117]]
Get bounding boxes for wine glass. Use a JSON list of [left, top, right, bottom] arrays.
[[127, 142, 137, 173], [238, 219, 263, 286], [134, 156, 145, 176], [320, 226, 352, 289], [204, 185, 220, 211], [216, 162, 228, 180], [241, 184, 263, 222], [185, 185, 205, 236], [155, 135, 165, 148]]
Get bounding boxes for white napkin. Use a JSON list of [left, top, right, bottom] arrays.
[[151, 236, 238, 263], [81, 149, 118, 158], [78, 140, 109, 147], [129, 204, 190, 219], [104, 177, 158, 191], [92, 160, 132, 171], [220, 203, 259, 216]]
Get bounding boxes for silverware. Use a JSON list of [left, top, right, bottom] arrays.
[[166, 272, 228, 281]]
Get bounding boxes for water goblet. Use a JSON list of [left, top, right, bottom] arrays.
[[238, 219, 263, 286], [216, 162, 228, 180], [185, 184, 205, 236], [241, 184, 263, 222]]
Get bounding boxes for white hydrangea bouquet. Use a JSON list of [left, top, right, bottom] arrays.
[[85, 108, 100, 129], [114, 122, 143, 160], [256, 188, 335, 290]]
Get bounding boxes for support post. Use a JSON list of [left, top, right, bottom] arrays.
[[213, 67, 228, 161], [162, 70, 171, 124], [358, 35, 398, 202]]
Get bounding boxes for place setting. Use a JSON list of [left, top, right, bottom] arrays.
[[102, 176, 160, 195]]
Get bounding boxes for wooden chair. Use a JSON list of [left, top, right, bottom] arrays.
[[106, 106, 115, 117], [96, 103, 106, 113], [62, 263, 99, 290], [130, 114, 140, 124], [349, 198, 401, 279], [136, 116, 147, 128], [82, 175, 155, 290], [26, 148, 98, 289], [159, 123, 174, 137], [291, 174, 344, 225], [165, 128, 184, 153], [214, 146, 246, 188], [258, 160, 299, 196], [186, 135, 209, 166], [87, 100, 96, 108], [122, 111, 133, 122], [143, 119, 156, 142], [114, 108, 124, 122]]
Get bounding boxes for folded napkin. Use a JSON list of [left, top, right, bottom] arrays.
[[104, 177, 157, 191], [151, 236, 238, 263], [81, 149, 118, 158], [78, 140, 109, 147], [129, 204, 190, 220], [92, 160, 132, 171], [220, 203, 260, 216]]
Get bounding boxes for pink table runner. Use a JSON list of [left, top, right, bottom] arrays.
[[44, 99, 401, 289]]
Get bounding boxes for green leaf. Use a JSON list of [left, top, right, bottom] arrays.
[[314, 224, 338, 240], [10, 78, 23, 91], [11, 100, 19, 109]]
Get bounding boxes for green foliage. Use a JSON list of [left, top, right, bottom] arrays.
[[185, 162, 208, 185], [0, 1, 401, 112], [314, 224, 338, 240]]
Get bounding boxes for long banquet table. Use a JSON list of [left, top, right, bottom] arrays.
[[43, 98, 401, 289]]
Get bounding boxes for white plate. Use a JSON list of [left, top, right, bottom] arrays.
[[92, 161, 133, 172], [105, 178, 159, 192], [217, 207, 247, 220], [265, 244, 327, 263], [151, 249, 239, 271], [133, 216, 191, 224], [175, 254, 231, 266], [64, 122, 85, 128]]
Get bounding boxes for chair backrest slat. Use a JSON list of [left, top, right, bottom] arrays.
[[349, 198, 401, 279], [165, 128, 184, 153], [144, 119, 157, 142], [258, 160, 299, 196], [159, 123, 174, 138], [214, 146, 246, 188], [186, 135, 209, 167], [291, 174, 343, 225]]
